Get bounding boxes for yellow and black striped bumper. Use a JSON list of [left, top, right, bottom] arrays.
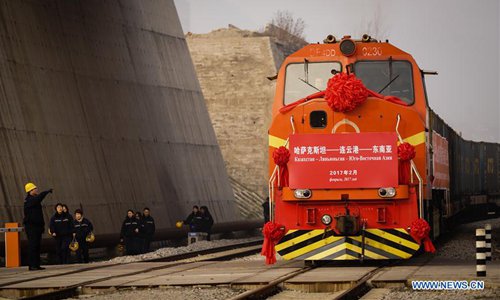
[[276, 229, 421, 260]]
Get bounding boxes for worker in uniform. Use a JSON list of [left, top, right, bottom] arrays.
[[120, 210, 140, 255], [142, 207, 155, 252], [184, 205, 202, 232], [135, 211, 145, 254], [49, 203, 74, 264], [62, 204, 74, 224], [199, 206, 214, 241], [73, 209, 94, 263], [23, 183, 52, 271]]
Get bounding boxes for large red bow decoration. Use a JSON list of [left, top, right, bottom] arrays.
[[398, 142, 416, 185], [279, 73, 408, 114], [325, 73, 369, 112], [410, 218, 436, 253], [261, 221, 286, 264], [273, 146, 290, 187]]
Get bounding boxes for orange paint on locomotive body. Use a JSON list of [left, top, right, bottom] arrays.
[[268, 38, 430, 260]]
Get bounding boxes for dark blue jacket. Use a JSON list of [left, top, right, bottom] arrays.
[[23, 190, 51, 227], [184, 212, 203, 231], [120, 216, 139, 238], [142, 215, 155, 237], [49, 212, 74, 237], [200, 213, 214, 232], [73, 218, 94, 240]]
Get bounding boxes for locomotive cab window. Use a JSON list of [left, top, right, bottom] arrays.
[[284, 62, 342, 105], [310, 110, 327, 128], [354, 60, 414, 104]]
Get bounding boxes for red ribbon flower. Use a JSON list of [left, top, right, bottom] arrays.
[[410, 218, 436, 253], [273, 146, 290, 187], [273, 146, 290, 166], [398, 142, 416, 161], [325, 73, 369, 113], [261, 221, 286, 264], [398, 142, 416, 185]]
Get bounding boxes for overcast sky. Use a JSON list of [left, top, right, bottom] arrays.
[[174, 0, 500, 143]]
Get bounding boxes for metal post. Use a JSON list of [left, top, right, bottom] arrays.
[[476, 228, 486, 277], [2, 223, 22, 268], [485, 224, 492, 261]]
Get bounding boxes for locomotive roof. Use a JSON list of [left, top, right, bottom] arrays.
[[287, 39, 412, 60]]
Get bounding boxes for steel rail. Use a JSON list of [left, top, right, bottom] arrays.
[[334, 249, 436, 300], [333, 264, 388, 300], [228, 266, 313, 300]]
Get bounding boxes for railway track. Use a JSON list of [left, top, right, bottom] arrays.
[[0, 239, 263, 300], [334, 263, 394, 300], [228, 255, 436, 300], [4, 254, 477, 300], [0, 239, 263, 290], [227, 262, 388, 300], [10, 259, 418, 300], [2, 229, 490, 300], [228, 265, 313, 300], [238, 219, 498, 300]]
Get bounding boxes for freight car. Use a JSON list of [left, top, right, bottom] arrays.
[[265, 34, 498, 263], [429, 110, 500, 226]]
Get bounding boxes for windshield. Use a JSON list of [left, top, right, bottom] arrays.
[[284, 62, 342, 105], [354, 60, 414, 104]]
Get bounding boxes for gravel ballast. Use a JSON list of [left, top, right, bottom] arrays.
[[382, 287, 500, 300], [436, 217, 500, 261], [105, 237, 261, 264], [73, 286, 243, 300]]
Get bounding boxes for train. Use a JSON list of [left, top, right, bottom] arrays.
[[265, 34, 499, 262]]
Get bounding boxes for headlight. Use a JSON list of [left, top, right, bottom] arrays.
[[378, 187, 396, 198], [340, 38, 356, 56], [294, 189, 312, 199], [321, 214, 332, 225]]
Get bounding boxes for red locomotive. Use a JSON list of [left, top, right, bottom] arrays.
[[264, 35, 498, 263]]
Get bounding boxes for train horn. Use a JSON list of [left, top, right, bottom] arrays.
[[323, 35, 336, 44], [362, 34, 371, 42]]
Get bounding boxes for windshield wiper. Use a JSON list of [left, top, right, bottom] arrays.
[[298, 77, 321, 92], [378, 74, 400, 94]]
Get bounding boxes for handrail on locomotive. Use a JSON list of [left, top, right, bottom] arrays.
[[396, 114, 424, 219], [268, 115, 295, 222]]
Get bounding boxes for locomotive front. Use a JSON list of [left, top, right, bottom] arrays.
[[267, 35, 433, 262]]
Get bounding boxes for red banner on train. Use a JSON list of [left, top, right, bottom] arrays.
[[289, 133, 398, 189], [432, 131, 450, 189]]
